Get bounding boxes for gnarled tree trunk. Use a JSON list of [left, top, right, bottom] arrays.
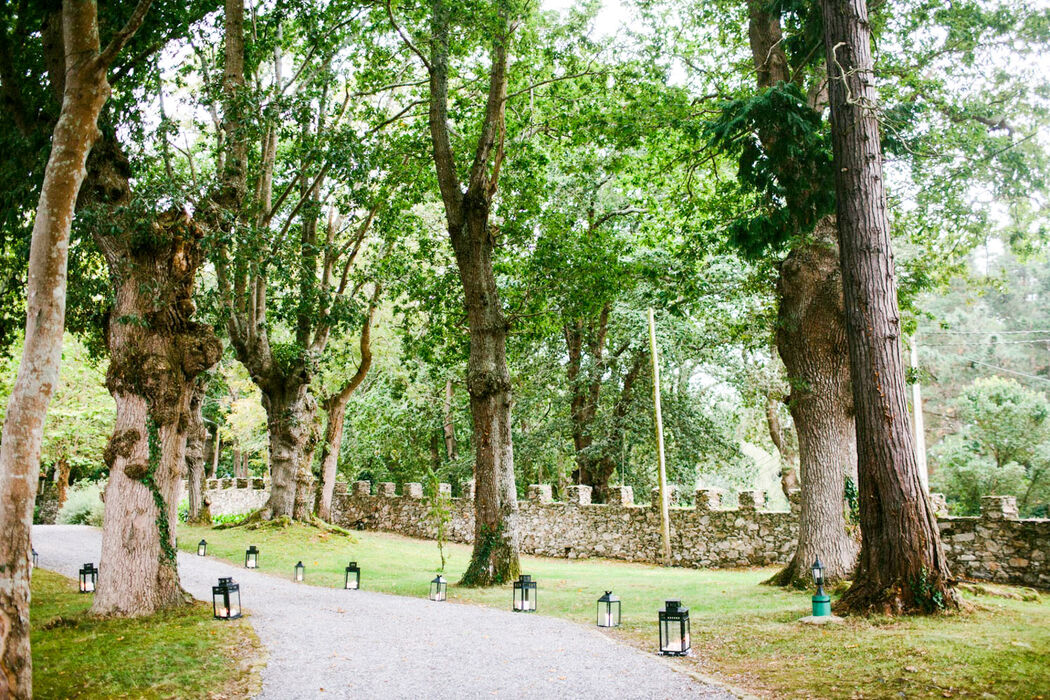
[[0, 1, 151, 693], [259, 379, 317, 520], [746, 0, 858, 587], [768, 222, 858, 586], [820, 0, 957, 614], [92, 205, 221, 616]]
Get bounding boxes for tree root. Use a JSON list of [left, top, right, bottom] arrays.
[[215, 510, 353, 538]]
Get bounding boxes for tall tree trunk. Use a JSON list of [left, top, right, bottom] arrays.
[[54, 456, 72, 510], [768, 222, 858, 586], [453, 206, 521, 585], [317, 291, 377, 521], [0, 1, 151, 693], [186, 381, 211, 524], [443, 378, 457, 461], [820, 0, 957, 614], [92, 205, 221, 616], [746, 0, 858, 588], [427, 0, 523, 586], [260, 381, 317, 520]]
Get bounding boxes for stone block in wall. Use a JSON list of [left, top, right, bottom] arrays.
[[565, 484, 592, 505], [981, 495, 1018, 520], [403, 482, 424, 499], [527, 484, 553, 503], [377, 482, 397, 497], [738, 490, 765, 511], [605, 486, 633, 506], [438, 483, 452, 498], [236, 477, 249, 489], [206, 479, 219, 490], [252, 477, 265, 489], [353, 481, 371, 497], [650, 486, 678, 508], [462, 479, 475, 500], [333, 482, 348, 496], [695, 488, 724, 511]]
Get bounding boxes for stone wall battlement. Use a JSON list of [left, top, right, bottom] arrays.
[[195, 481, 1050, 588]]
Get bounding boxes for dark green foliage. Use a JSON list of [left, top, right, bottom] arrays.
[[703, 83, 834, 258]]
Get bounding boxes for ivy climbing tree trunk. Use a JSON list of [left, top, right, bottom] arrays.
[[820, 0, 957, 614], [0, 0, 151, 694], [92, 204, 221, 616], [745, 0, 858, 587], [425, 0, 523, 585]]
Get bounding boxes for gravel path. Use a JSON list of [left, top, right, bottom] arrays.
[[33, 525, 733, 699]]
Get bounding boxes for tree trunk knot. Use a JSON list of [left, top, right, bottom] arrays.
[[467, 369, 511, 399], [124, 460, 150, 480], [103, 428, 140, 467]]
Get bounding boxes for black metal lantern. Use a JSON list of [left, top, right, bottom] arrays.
[[212, 577, 242, 620], [78, 563, 98, 593], [658, 599, 691, 655], [344, 561, 360, 590], [512, 574, 537, 613], [197, 539, 208, 557], [811, 557, 826, 595], [245, 545, 259, 569], [597, 591, 621, 628], [31, 547, 38, 568], [430, 575, 447, 601], [294, 561, 305, 582]]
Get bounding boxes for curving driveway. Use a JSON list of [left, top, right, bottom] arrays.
[[33, 525, 733, 699]]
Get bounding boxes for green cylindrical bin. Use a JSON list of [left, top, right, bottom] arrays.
[[812, 594, 831, 617]]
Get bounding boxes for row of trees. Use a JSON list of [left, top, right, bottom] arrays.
[[1, 0, 1047, 695]]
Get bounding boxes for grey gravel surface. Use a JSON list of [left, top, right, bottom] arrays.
[[33, 525, 733, 699]]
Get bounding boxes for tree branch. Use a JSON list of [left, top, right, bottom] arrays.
[[95, 0, 154, 71]]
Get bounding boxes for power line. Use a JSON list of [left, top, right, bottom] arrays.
[[961, 358, 1050, 386], [924, 329, 1050, 335], [923, 338, 1050, 347]]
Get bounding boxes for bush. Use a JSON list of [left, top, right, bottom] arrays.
[[56, 481, 105, 526], [177, 499, 189, 523], [212, 512, 248, 526]]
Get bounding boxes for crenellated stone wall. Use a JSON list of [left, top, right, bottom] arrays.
[[195, 480, 1050, 588]]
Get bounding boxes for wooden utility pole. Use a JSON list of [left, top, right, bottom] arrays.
[[648, 308, 672, 566], [910, 339, 928, 494]]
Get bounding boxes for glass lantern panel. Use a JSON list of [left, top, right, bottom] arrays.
[[660, 619, 686, 653], [597, 602, 613, 627], [228, 590, 241, 618], [346, 571, 359, 589]]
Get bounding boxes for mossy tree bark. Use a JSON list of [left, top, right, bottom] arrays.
[[746, 0, 859, 587], [426, 0, 523, 585], [820, 0, 957, 614], [90, 195, 221, 616], [0, 1, 152, 694]]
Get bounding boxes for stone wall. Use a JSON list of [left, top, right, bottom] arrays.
[[938, 496, 1049, 589], [202, 477, 271, 515], [199, 480, 1050, 588]]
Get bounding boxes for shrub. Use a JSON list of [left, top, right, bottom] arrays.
[[56, 481, 105, 526], [212, 512, 248, 526]]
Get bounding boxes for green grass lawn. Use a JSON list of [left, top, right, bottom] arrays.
[[31, 568, 262, 699], [178, 522, 1050, 699]]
